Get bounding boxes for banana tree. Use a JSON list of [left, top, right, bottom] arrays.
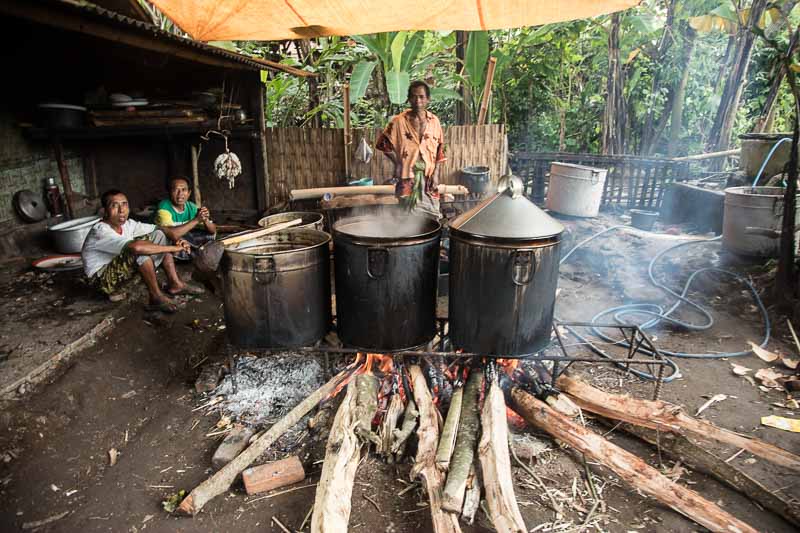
[[351, 31, 424, 107]]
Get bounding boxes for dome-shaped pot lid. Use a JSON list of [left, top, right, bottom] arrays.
[[449, 177, 564, 240]]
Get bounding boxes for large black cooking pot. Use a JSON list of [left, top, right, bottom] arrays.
[[333, 215, 441, 351], [449, 177, 564, 355], [221, 228, 331, 349]]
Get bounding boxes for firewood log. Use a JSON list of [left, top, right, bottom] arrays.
[[436, 385, 463, 471], [354, 373, 380, 446], [556, 374, 800, 472], [311, 380, 361, 533], [379, 391, 404, 459], [178, 369, 351, 515], [391, 397, 418, 457], [408, 365, 462, 533], [442, 369, 483, 513], [461, 463, 481, 524], [511, 387, 758, 533], [479, 380, 526, 533]]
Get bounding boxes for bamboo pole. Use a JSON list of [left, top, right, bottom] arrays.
[[477, 57, 497, 126], [435, 385, 463, 471]]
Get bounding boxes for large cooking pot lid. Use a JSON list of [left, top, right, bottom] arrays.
[[450, 177, 564, 240]]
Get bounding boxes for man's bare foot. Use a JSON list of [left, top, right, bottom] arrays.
[[167, 281, 205, 296], [146, 295, 177, 314]]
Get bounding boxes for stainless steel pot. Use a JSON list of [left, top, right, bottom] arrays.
[[221, 228, 331, 349], [49, 216, 100, 253], [333, 215, 441, 351], [258, 211, 324, 232]]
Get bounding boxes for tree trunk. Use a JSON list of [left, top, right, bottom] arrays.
[[774, 68, 800, 305], [667, 26, 696, 157], [602, 13, 625, 155], [455, 31, 471, 125], [640, 0, 677, 153], [707, 0, 769, 153], [755, 26, 800, 132]]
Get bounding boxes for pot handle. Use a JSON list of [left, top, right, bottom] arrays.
[[590, 169, 602, 185], [511, 250, 536, 286], [367, 247, 389, 280], [253, 256, 276, 284]]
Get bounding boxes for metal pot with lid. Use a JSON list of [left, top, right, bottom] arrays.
[[449, 176, 564, 356], [333, 214, 441, 351]]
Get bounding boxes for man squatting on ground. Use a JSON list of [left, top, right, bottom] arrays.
[[377, 80, 446, 219], [81, 189, 203, 314], [153, 176, 217, 260]]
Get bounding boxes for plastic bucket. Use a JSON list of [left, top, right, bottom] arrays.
[[630, 209, 658, 231], [461, 166, 491, 194], [546, 162, 608, 217]]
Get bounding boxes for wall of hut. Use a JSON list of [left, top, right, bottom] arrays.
[[266, 124, 508, 205]]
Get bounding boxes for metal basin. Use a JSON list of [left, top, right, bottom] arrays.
[[49, 216, 100, 253], [258, 211, 324, 231], [221, 228, 331, 349]]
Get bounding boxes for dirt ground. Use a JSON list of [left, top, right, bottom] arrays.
[[1, 213, 799, 532]]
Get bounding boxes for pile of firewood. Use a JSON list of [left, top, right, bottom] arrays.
[[176, 356, 800, 533]]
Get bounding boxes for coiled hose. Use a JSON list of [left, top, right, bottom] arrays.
[[555, 225, 771, 381]]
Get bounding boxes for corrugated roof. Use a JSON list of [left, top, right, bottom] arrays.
[[2, 0, 311, 77]]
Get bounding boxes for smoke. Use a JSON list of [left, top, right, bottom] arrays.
[[334, 205, 439, 239]]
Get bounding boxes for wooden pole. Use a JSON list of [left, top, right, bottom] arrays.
[[343, 83, 351, 180], [442, 369, 483, 512], [178, 369, 351, 515], [408, 365, 462, 533], [53, 140, 74, 218], [477, 57, 497, 126], [191, 144, 202, 207], [511, 388, 758, 533]]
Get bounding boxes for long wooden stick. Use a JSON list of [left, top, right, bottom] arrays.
[[178, 369, 351, 515], [477, 57, 497, 125], [311, 380, 361, 533], [510, 388, 758, 533], [556, 374, 800, 472], [436, 385, 463, 471], [408, 365, 462, 533], [619, 422, 800, 528], [442, 369, 483, 513], [479, 381, 526, 533]]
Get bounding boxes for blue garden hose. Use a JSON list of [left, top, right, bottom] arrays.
[[556, 225, 771, 381], [751, 137, 792, 187]]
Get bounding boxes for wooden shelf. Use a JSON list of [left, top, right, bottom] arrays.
[[23, 123, 257, 141]]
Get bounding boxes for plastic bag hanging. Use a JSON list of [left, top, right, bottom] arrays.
[[354, 136, 373, 164]]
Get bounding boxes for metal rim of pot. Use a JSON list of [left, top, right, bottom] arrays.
[[332, 215, 441, 246], [226, 228, 331, 258]]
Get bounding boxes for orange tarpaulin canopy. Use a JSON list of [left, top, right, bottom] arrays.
[[150, 0, 639, 41]]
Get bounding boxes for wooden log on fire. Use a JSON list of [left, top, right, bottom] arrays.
[[617, 422, 800, 528], [379, 390, 404, 459], [436, 384, 463, 471], [391, 397, 418, 457], [442, 368, 483, 513], [461, 462, 481, 524], [510, 387, 758, 533], [354, 373, 381, 446], [408, 365, 462, 533], [177, 369, 351, 515], [556, 374, 800, 472], [479, 379, 527, 533], [311, 380, 361, 533]]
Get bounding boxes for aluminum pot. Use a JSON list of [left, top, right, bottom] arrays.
[[449, 177, 564, 355], [49, 216, 101, 253], [258, 211, 324, 231], [221, 228, 331, 349], [333, 215, 441, 351], [723, 186, 799, 257]]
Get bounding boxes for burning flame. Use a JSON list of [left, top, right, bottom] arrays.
[[506, 407, 526, 429], [497, 358, 520, 376], [325, 352, 396, 401]]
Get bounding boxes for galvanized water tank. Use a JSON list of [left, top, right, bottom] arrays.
[[546, 162, 608, 217]]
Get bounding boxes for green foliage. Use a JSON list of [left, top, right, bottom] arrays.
[[349, 61, 377, 103]]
